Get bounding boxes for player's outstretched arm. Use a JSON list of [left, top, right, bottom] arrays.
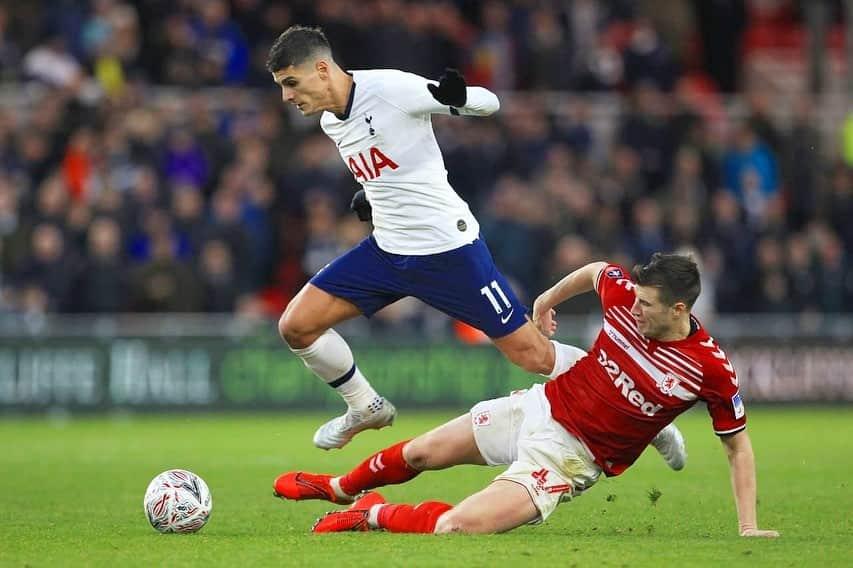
[[380, 69, 498, 117], [720, 430, 780, 537], [532, 261, 608, 336], [426, 68, 499, 116], [427, 68, 467, 107]]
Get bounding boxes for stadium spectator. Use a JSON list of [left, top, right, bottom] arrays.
[[503, 99, 552, 178], [706, 190, 755, 312], [722, 122, 780, 214], [22, 32, 96, 100], [468, 0, 516, 91], [128, 208, 191, 263], [616, 81, 676, 194], [622, 197, 670, 262], [72, 216, 127, 312], [520, 6, 574, 91], [814, 229, 853, 313], [553, 97, 594, 157], [479, 174, 549, 300], [691, 0, 747, 92], [301, 189, 344, 277], [757, 271, 790, 313], [130, 230, 201, 312], [0, 6, 22, 82], [0, 0, 847, 322], [826, 164, 853, 252], [197, 238, 241, 312], [191, 0, 249, 85], [785, 232, 820, 312], [61, 126, 98, 202], [163, 128, 209, 189], [15, 223, 74, 312], [783, 96, 820, 230], [665, 146, 710, 213], [0, 175, 20, 267], [170, 184, 207, 254], [622, 17, 678, 91]]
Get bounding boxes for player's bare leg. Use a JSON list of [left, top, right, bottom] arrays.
[[403, 413, 488, 469], [279, 283, 396, 449], [432, 480, 539, 534], [279, 283, 361, 348], [276, 414, 485, 503], [491, 320, 555, 375], [313, 478, 538, 534], [309, 415, 539, 534], [493, 320, 589, 378]]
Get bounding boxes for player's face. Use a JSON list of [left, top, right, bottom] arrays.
[[630, 285, 681, 340], [272, 60, 330, 116]]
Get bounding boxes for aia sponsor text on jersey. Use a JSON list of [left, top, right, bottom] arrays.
[[347, 147, 399, 183]]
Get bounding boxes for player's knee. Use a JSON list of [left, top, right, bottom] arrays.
[[277, 311, 296, 345], [433, 510, 461, 534], [278, 308, 316, 349], [506, 345, 551, 375], [402, 437, 436, 471], [433, 510, 486, 535], [521, 355, 550, 375], [498, 327, 554, 375]]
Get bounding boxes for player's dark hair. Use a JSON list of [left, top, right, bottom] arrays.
[[266, 25, 332, 73], [631, 253, 701, 308]]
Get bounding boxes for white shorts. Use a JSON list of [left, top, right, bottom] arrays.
[[470, 383, 602, 521]]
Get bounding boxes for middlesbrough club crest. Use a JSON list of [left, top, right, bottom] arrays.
[[659, 373, 680, 395], [473, 410, 491, 427]]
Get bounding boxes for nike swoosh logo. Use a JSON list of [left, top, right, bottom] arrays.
[[501, 309, 514, 324]]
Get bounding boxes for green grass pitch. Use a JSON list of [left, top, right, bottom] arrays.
[[1, 407, 850, 567]]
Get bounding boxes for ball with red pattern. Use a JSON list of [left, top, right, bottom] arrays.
[[144, 469, 213, 533]]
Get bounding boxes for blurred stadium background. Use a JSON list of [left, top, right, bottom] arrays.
[[2, 2, 853, 566], [0, 0, 851, 410]]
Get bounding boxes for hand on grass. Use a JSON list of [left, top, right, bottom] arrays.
[[739, 528, 780, 537]]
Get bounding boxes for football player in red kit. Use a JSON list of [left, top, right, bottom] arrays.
[[274, 253, 778, 538]]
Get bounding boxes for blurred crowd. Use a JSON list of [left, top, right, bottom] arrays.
[[0, 0, 852, 327]]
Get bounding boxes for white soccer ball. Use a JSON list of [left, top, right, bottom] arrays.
[[144, 469, 213, 533]]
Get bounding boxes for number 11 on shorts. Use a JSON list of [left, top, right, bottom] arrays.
[[480, 280, 512, 314]]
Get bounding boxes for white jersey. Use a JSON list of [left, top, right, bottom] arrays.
[[320, 69, 500, 255]]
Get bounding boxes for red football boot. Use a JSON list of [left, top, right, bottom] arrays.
[[273, 472, 354, 504], [311, 492, 387, 534]]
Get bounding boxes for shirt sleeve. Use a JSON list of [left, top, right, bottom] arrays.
[[595, 264, 635, 311], [376, 70, 500, 117], [699, 339, 747, 435]]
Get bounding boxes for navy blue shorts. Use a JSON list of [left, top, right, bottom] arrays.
[[310, 236, 528, 338]]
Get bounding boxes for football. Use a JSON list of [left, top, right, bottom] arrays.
[[143, 469, 213, 533]]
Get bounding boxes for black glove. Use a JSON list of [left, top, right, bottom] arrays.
[[427, 68, 467, 108], [350, 189, 372, 222]]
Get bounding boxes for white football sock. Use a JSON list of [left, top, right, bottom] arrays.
[[367, 504, 385, 529], [545, 341, 587, 379], [289, 329, 378, 410], [329, 477, 353, 500]]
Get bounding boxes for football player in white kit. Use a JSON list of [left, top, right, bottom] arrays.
[[267, 25, 577, 450]]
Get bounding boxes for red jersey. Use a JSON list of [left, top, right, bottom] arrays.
[[544, 264, 746, 476]]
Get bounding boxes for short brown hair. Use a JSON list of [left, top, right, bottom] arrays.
[[631, 253, 701, 308]]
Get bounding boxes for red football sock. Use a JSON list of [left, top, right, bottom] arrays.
[[338, 440, 419, 496], [377, 502, 453, 534]]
